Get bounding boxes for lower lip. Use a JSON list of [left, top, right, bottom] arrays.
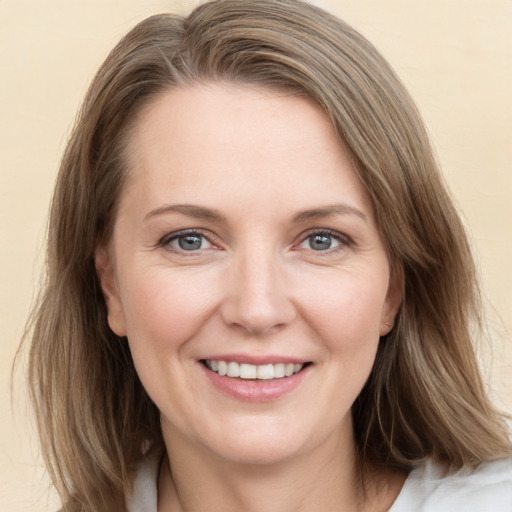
[[200, 363, 310, 402]]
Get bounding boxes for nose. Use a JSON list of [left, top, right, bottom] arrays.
[[220, 247, 296, 336]]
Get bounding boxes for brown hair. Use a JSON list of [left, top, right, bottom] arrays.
[[22, 0, 511, 509]]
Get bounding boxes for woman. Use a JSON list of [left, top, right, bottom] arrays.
[[24, 0, 512, 510]]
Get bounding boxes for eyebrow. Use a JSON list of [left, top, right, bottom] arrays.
[[292, 203, 367, 223], [144, 204, 227, 222], [144, 202, 367, 224]]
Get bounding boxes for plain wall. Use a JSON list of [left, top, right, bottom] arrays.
[[1, 0, 511, 510]]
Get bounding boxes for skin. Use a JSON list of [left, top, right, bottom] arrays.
[[96, 83, 404, 511]]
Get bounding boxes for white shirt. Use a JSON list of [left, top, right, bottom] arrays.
[[390, 458, 512, 511], [127, 451, 512, 511]]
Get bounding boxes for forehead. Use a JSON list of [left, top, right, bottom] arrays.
[[129, 83, 337, 162], [120, 82, 373, 220]]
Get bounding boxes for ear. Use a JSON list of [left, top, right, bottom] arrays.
[[95, 247, 127, 337], [379, 263, 404, 336]]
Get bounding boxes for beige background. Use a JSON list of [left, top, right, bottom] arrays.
[[1, 0, 511, 510]]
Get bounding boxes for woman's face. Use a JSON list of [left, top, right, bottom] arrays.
[[97, 83, 401, 465]]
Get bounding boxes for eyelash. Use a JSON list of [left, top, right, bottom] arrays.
[[158, 229, 215, 254], [158, 228, 352, 254], [297, 229, 352, 253]]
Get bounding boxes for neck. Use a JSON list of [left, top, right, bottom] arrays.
[[157, 421, 402, 512]]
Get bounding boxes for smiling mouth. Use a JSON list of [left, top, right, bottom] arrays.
[[202, 360, 311, 380]]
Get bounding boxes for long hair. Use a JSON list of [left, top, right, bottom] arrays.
[[22, 0, 511, 509]]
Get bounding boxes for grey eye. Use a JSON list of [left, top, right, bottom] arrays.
[[179, 235, 202, 250], [170, 234, 212, 251], [309, 234, 332, 250], [300, 233, 341, 251]]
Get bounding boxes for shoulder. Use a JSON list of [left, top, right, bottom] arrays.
[[126, 449, 162, 512], [391, 458, 512, 511]]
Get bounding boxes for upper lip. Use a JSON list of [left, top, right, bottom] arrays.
[[200, 354, 310, 365]]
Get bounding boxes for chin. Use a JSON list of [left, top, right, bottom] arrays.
[[215, 440, 303, 466], [203, 419, 315, 466]]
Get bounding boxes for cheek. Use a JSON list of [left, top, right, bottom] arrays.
[[119, 265, 220, 352], [297, 267, 389, 350]]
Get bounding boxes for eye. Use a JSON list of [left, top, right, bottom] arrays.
[[298, 231, 347, 251], [162, 231, 213, 252]]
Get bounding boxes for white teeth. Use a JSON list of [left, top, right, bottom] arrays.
[[240, 363, 257, 379], [274, 363, 285, 378], [227, 361, 240, 378], [257, 364, 274, 380], [205, 360, 305, 379], [217, 360, 228, 376]]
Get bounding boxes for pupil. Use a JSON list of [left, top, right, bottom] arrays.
[[179, 235, 202, 251], [310, 234, 331, 250]]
